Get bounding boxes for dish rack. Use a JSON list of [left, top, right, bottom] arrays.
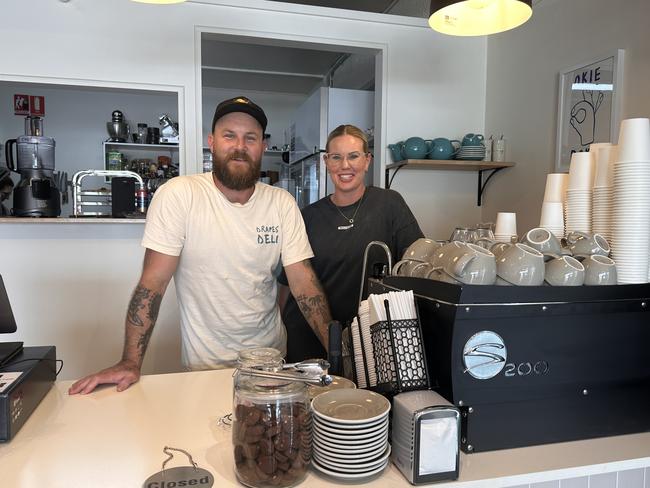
[[71, 169, 145, 217], [344, 241, 431, 398]]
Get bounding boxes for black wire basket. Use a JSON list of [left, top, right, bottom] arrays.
[[350, 298, 430, 397]]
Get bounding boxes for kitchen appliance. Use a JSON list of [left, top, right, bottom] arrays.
[[0, 346, 56, 442], [370, 276, 650, 453], [158, 114, 179, 144], [392, 390, 460, 484], [71, 169, 145, 217], [4, 116, 62, 217], [106, 110, 129, 142]]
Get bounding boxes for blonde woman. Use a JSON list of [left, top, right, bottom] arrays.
[[279, 124, 423, 362]]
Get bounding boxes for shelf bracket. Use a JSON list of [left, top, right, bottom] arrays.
[[385, 163, 405, 189], [477, 167, 505, 206]]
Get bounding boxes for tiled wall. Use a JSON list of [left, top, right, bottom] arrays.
[[506, 467, 648, 488]]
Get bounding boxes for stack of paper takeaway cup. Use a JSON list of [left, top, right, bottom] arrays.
[[565, 152, 594, 236], [610, 117, 650, 283], [591, 143, 616, 243], [494, 212, 517, 243], [539, 173, 568, 238]]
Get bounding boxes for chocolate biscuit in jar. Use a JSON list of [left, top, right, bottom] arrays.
[[232, 375, 311, 488]]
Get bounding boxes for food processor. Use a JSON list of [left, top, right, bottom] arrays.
[[4, 116, 63, 217]]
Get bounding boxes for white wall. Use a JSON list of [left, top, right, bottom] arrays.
[[482, 0, 650, 232], [0, 0, 486, 380]]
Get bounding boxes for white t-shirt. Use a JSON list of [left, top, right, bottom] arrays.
[[141, 173, 313, 370]]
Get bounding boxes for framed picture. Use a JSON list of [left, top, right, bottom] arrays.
[[555, 49, 625, 172]]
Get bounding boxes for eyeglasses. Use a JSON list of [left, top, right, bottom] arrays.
[[324, 151, 369, 166]]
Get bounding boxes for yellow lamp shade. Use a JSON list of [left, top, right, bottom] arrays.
[[429, 0, 532, 36]]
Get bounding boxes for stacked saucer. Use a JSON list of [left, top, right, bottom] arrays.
[[311, 389, 391, 481], [456, 145, 486, 161]]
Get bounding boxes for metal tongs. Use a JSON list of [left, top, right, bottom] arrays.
[[238, 359, 333, 387]]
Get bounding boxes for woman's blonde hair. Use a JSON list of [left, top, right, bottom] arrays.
[[326, 124, 369, 153]]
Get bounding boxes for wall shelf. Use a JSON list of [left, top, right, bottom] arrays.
[[385, 159, 515, 206]]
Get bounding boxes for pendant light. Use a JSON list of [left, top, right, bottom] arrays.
[[429, 0, 532, 36], [131, 0, 186, 4]]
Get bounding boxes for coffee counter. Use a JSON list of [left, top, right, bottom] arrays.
[[0, 217, 145, 223], [1, 369, 649, 487]]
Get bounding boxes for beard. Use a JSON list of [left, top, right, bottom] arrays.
[[212, 149, 261, 191]]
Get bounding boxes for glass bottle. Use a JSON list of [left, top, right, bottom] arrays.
[[233, 373, 311, 488]]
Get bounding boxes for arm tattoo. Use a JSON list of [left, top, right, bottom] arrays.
[[137, 326, 154, 356], [295, 294, 329, 324], [127, 285, 162, 327]]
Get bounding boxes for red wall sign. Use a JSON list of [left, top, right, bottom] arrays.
[[29, 95, 45, 116], [14, 94, 29, 115]]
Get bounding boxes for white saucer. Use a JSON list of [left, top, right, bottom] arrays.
[[314, 429, 388, 447], [311, 457, 390, 481], [311, 389, 390, 424], [314, 417, 388, 436]]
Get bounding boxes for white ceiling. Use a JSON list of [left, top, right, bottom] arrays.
[[200, 0, 544, 94], [200, 0, 427, 94]]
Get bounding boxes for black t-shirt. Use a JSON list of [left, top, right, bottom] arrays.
[[279, 186, 424, 362]]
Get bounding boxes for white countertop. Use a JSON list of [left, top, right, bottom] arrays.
[[1, 369, 649, 488], [0, 217, 145, 223]]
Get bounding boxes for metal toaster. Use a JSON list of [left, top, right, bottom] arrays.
[[391, 390, 460, 485]]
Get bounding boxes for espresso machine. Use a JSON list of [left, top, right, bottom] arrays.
[[4, 116, 62, 217]]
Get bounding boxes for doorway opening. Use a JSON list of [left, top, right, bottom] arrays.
[[197, 31, 383, 208]]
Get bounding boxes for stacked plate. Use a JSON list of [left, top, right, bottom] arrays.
[[610, 160, 650, 283], [456, 145, 486, 161], [311, 389, 391, 481]]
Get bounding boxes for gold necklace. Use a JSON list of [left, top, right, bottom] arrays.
[[332, 191, 365, 231]]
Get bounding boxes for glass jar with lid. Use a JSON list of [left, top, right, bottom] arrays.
[[237, 347, 284, 370], [232, 374, 311, 488]]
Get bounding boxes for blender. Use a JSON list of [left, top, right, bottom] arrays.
[[4, 116, 62, 217]]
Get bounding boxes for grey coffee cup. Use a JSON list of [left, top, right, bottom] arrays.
[[410, 261, 435, 278], [522, 227, 562, 260], [431, 241, 466, 268], [544, 255, 585, 286], [567, 232, 611, 258], [496, 243, 545, 286], [490, 241, 513, 260], [583, 255, 617, 286], [442, 243, 496, 285], [402, 238, 444, 263], [427, 267, 462, 284], [392, 259, 424, 277]]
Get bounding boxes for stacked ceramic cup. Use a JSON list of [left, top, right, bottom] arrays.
[[456, 133, 486, 160], [539, 173, 568, 238], [565, 152, 594, 235], [494, 212, 517, 243], [610, 117, 650, 283], [591, 144, 616, 243]]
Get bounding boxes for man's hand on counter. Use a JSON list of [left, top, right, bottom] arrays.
[[68, 360, 141, 395]]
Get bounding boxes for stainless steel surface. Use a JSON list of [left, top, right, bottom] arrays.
[[238, 367, 332, 386], [359, 241, 393, 308], [71, 169, 144, 217]]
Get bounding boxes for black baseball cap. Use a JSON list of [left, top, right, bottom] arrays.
[[211, 96, 268, 133]]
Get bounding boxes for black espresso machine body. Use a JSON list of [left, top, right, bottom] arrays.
[[369, 277, 650, 453]]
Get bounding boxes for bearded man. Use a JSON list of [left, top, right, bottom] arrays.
[[70, 97, 332, 394]]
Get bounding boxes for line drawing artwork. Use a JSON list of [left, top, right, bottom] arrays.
[[570, 90, 604, 146]]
